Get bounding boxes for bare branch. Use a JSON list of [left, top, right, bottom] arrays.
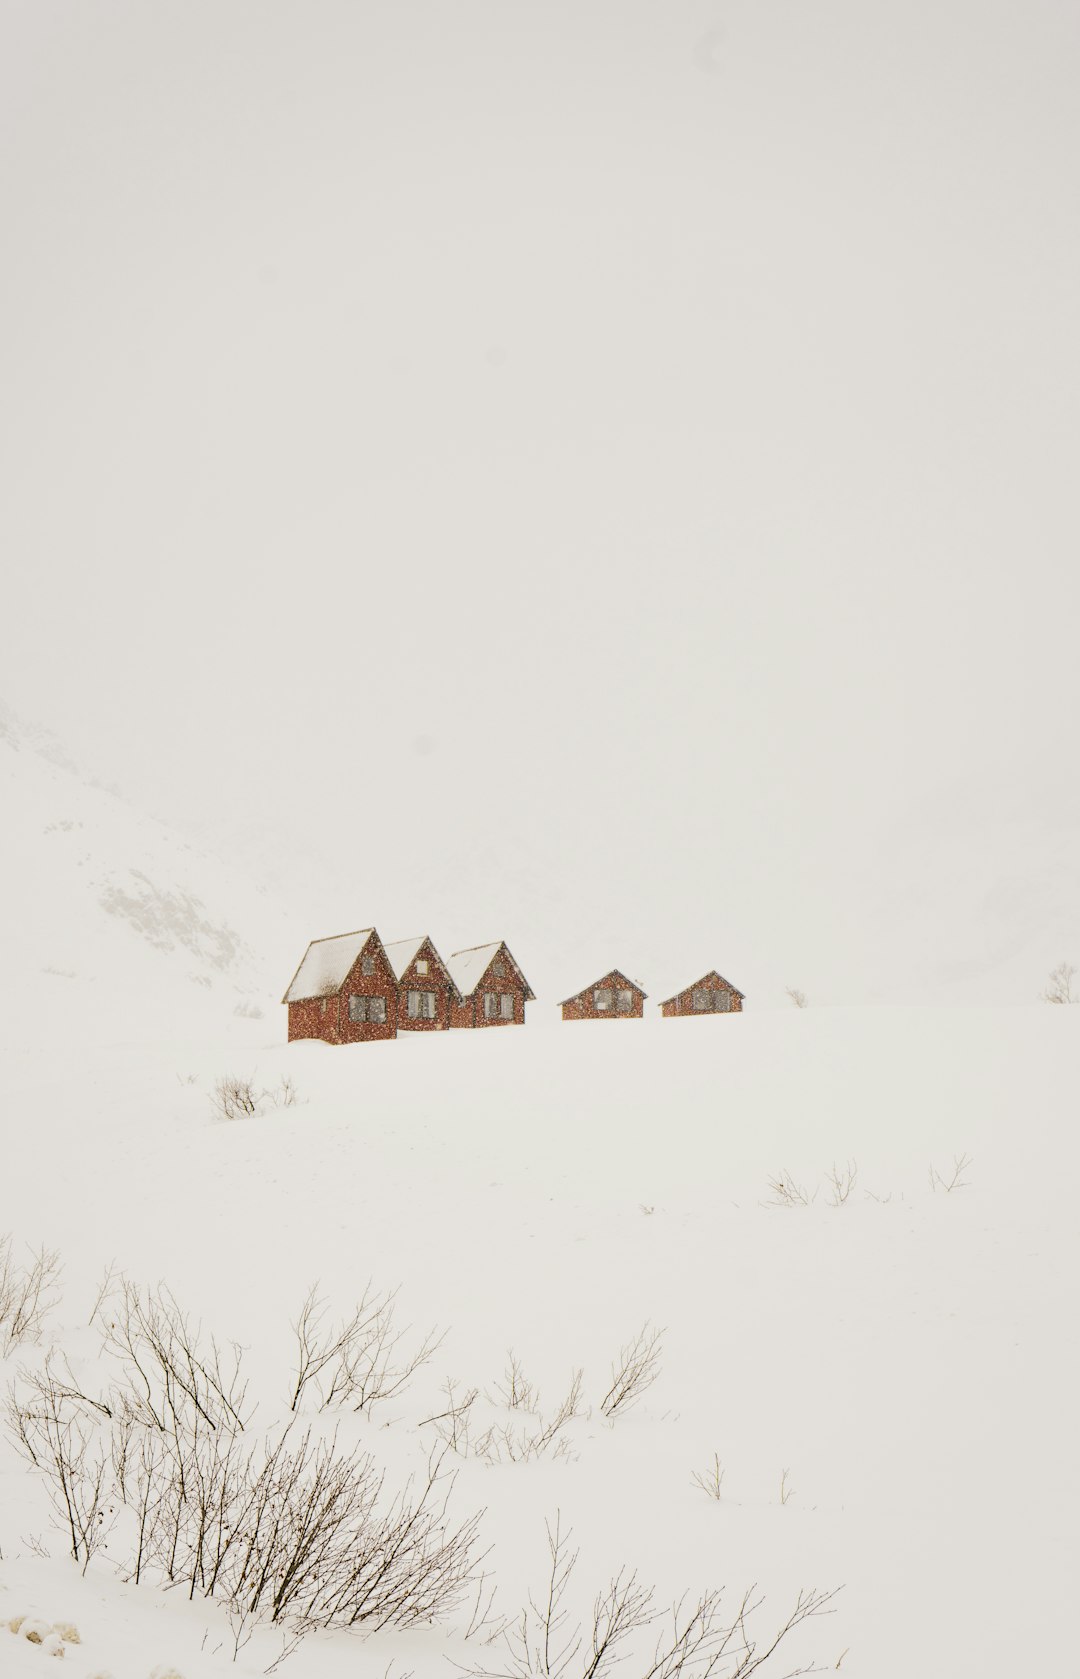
[[601, 1327, 664, 1419], [1040, 961, 1077, 1004], [764, 1173, 816, 1210], [824, 1163, 858, 1209], [690, 1454, 725, 1501], [492, 1350, 539, 1413], [928, 1154, 973, 1194], [289, 1281, 442, 1416], [454, 1524, 841, 1679], [0, 1238, 62, 1353]]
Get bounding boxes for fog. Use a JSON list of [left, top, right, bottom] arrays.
[[3, 0, 1078, 1002]]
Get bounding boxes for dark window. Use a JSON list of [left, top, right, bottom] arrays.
[[691, 988, 731, 1013], [483, 993, 497, 1019], [408, 990, 437, 1021], [500, 992, 514, 1020], [616, 988, 633, 1013], [492, 957, 506, 978], [361, 954, 375, 976], [594, 987, 613, 1011]]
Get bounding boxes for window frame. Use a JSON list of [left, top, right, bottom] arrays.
[[407, 989, 437, 1021], [349, 993, 387, 1024]]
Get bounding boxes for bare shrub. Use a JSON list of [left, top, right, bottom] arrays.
[[475, 1371, 584, 1465], [824, 1162, 858, 1208], [779, 1468, 794, 1506], [289, 1283, 442, 1415], [421, 1364, 584, 1467], [455, 1515, 841, 1679], [7, 1278, 481, 1633], [928, 1154, 973, 1194], [213, 1074, 259, 1119], [764, 1171, 816, 1210], [492, 1350, 539, 1413], [600, 1325, 663, 1419], [0, 1238, 62, 1353], [420, 1379, 480, 1457], [7, 1355, 110, 1568], [690, 1453, 725, 1501], [99, 1278, 250, 1435], [1040, 961, 1077, 1004], [189, 1431, 479, 1630], [785, 988, 808, 1009], [211, 1074, 298, 1122]]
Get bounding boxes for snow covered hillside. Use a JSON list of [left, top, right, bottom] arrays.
[[1, 957, 1077, 1678], [0, 706, 305, 1046]]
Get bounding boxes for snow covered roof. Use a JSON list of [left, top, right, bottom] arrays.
[[282, 928, 376, 1003], [447, 941, 535, 1001], [382, 935, 427, 981], [658, 970, 745, 1006], [382, 935, 458, 994], [560, 969, 648, 1007]]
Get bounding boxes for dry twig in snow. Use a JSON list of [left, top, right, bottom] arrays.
[[600, 1326, 664, 1419], [928, 1154, 973, 1194]]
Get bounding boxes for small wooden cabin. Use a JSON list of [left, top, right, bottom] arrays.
[[446, 941, 535, 1028], [560, 969, 647, 1021], [383, 935, 459, 1032], [659, 971, 744, 1018], [282, 927, 398, 1044]]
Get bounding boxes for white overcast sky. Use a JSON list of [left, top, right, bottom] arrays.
[[2, 0, 1078, 1003]]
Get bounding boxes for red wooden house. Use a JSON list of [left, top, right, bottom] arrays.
[[446, 942, 534, 1027], [659, 971, 744, 1018], [282, 927, 398, 1044], [382, 935, 459, 1032], [560, 969, 647, 1021]]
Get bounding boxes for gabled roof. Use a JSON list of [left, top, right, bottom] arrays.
[[383, 935, 459, 996], [282, 928, 376, 1004], [447, 941, 536, 1001], [659, 970, 745, 1007], [560, 968, 648, 1007], [382, 936, 428, 981]]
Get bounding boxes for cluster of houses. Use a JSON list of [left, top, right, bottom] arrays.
[[282, 927, 744, 1045]]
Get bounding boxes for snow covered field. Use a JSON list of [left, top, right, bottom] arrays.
[[0, 726, 1077, 1677], [2, 889, 1077, 1679]]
